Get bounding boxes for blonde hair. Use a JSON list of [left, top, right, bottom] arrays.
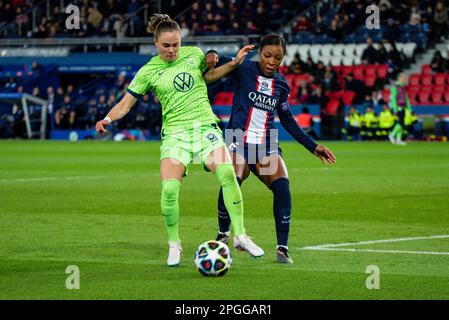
[[147, 13, 180, 40]]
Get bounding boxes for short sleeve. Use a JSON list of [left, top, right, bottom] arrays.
[[194, 47, 208, 73], [127, 66, 153, 97]]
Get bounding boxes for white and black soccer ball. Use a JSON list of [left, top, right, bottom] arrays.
[[194, 240, 232, 277]]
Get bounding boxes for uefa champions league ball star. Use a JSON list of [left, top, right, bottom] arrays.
[[194, 240, 232, 276]]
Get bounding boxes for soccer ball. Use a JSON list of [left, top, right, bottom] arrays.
[[194, 240, 232, 277]]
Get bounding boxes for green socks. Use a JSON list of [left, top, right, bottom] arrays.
[[391, 123, 403, 141], [216, 164, 245, 236], [161, 179, 181, 242]]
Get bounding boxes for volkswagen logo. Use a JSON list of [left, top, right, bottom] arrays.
[[173, 72, 194, 92]]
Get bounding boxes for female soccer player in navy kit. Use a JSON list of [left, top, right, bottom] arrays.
[[205, 34, 336, 263]]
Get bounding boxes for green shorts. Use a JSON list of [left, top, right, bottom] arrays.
[[160, 124, 226, 175]]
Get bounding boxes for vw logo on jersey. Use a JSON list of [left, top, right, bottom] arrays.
[[173, 72, 194, 92]]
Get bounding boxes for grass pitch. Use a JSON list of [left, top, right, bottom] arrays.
[[0, 140, 448, 299]]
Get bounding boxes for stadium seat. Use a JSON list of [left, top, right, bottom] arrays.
[[331, 56, 342, 66], [298, 45, 310, 58], [365, 65, 377, 77], [402, 43, 417, 59], [341, 56, 353, 66], [364, 75, 377, 88], [418, 91, 430, 104], [376, 65, 389, 79], [321, 56, 332, 66], [444, 92, 449, 102], [320, 44, 333, 57], [325, 99, 340, 116], [342, 91, 356, 105], [421, 74, 433, 85], [286, 44, 300, 57], [408, 92, 418, 105], [343, 44, 356, 56], [381, 89, 390, 103], [353, 56, 362, 65], [420, 85, 432, 92], [332, 44, 345, 57], [433, 85, 445, 92], [431, 92, 443, 104], [341, 66, 354, 77], [407, 85, 420, 93], [213, 92, 233, 106], [434, 73, 447, 86], [309, 45, 321, 59], [409, 74, 421, 86], [284, 74, 295, 88], [421, 64, 432, 75], [355, 44, 368, 57], [353, 65, 364, 79], [278, 66, 289, 74]]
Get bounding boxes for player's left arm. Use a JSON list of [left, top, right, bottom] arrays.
[[277, 93, 336, 165], [203, 45, 254, 83]]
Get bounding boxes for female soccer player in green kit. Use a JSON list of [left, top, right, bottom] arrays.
[[95, 14, 263, 266]]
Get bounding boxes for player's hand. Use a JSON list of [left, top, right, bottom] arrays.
[[314, 145, 336, 165], [206, 52, 219, 69], [231, 45, 255, 67], [95, 120, 109, 134]]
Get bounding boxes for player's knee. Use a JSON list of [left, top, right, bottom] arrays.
[[161, 179, 180, 202], [270, 177, 290, 193], [216, 163, 236, 186]]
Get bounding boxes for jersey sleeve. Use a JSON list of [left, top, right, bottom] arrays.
[[127, 66, 153, 98], [277, 88, 317, 153]]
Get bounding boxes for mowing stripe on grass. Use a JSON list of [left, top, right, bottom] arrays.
[[0, 173, 159, 183]]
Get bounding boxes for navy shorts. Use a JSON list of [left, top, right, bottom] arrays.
[[228, 141, 283, 172]]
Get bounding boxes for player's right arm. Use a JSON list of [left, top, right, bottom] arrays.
[[204, 45, 254, 83], [95, 93, 137, 134], [96, 64, 153, 134]]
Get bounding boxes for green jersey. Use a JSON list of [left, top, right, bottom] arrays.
[[127, 46, 218, 134]]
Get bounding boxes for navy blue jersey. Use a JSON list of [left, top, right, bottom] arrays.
[[217, 56, 317, 153]]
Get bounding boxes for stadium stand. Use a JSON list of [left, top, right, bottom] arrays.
[[1, 0, 449, 141]]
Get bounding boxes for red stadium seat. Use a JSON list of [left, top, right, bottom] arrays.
[[376, 64, 389, 79], [444, 92, 449, 102], [421, 64, 432, 75], [342, 91, 356, 105], [420, 85, 432, 92], [431, 92, 443, 104], [325, 99, 340, 116], [294, 74, 308, 87], [365, 65, 376, 77], [278, 66, 289, 75], [418, 91, 430, 104], [409, 74, 420, 86], [408, 92, 418, 105], [341, 66, 354, 77], [434, 73, 447, 86], [407, 85, 420, 93], [420, 74, 433, 85], [381, 89, 390, 103], [213, 92, 234, 106], [353, 65, 364, 79], [284, 74, 295, 88], [433, 85, 445, 92], [364, 75, 377, 87]]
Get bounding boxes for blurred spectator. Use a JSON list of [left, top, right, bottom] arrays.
[[321, 66, 339, 92], [55, 95, 76, 130], [297, 81, 311, 104], [295, 106, 317, 139], [431, 50, 445, 72], [294, 15, 312, 32], [289, 53, 307, 74], [345, 73, 366, 104], [361, 38, 380, 64], [434, 2, 449, 41]]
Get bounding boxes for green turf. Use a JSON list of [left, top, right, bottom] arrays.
[[1, 140, 449, 299]]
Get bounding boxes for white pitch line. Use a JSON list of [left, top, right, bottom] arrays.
[[300, 247, 449, 256], [301, 234, 449, 250]]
